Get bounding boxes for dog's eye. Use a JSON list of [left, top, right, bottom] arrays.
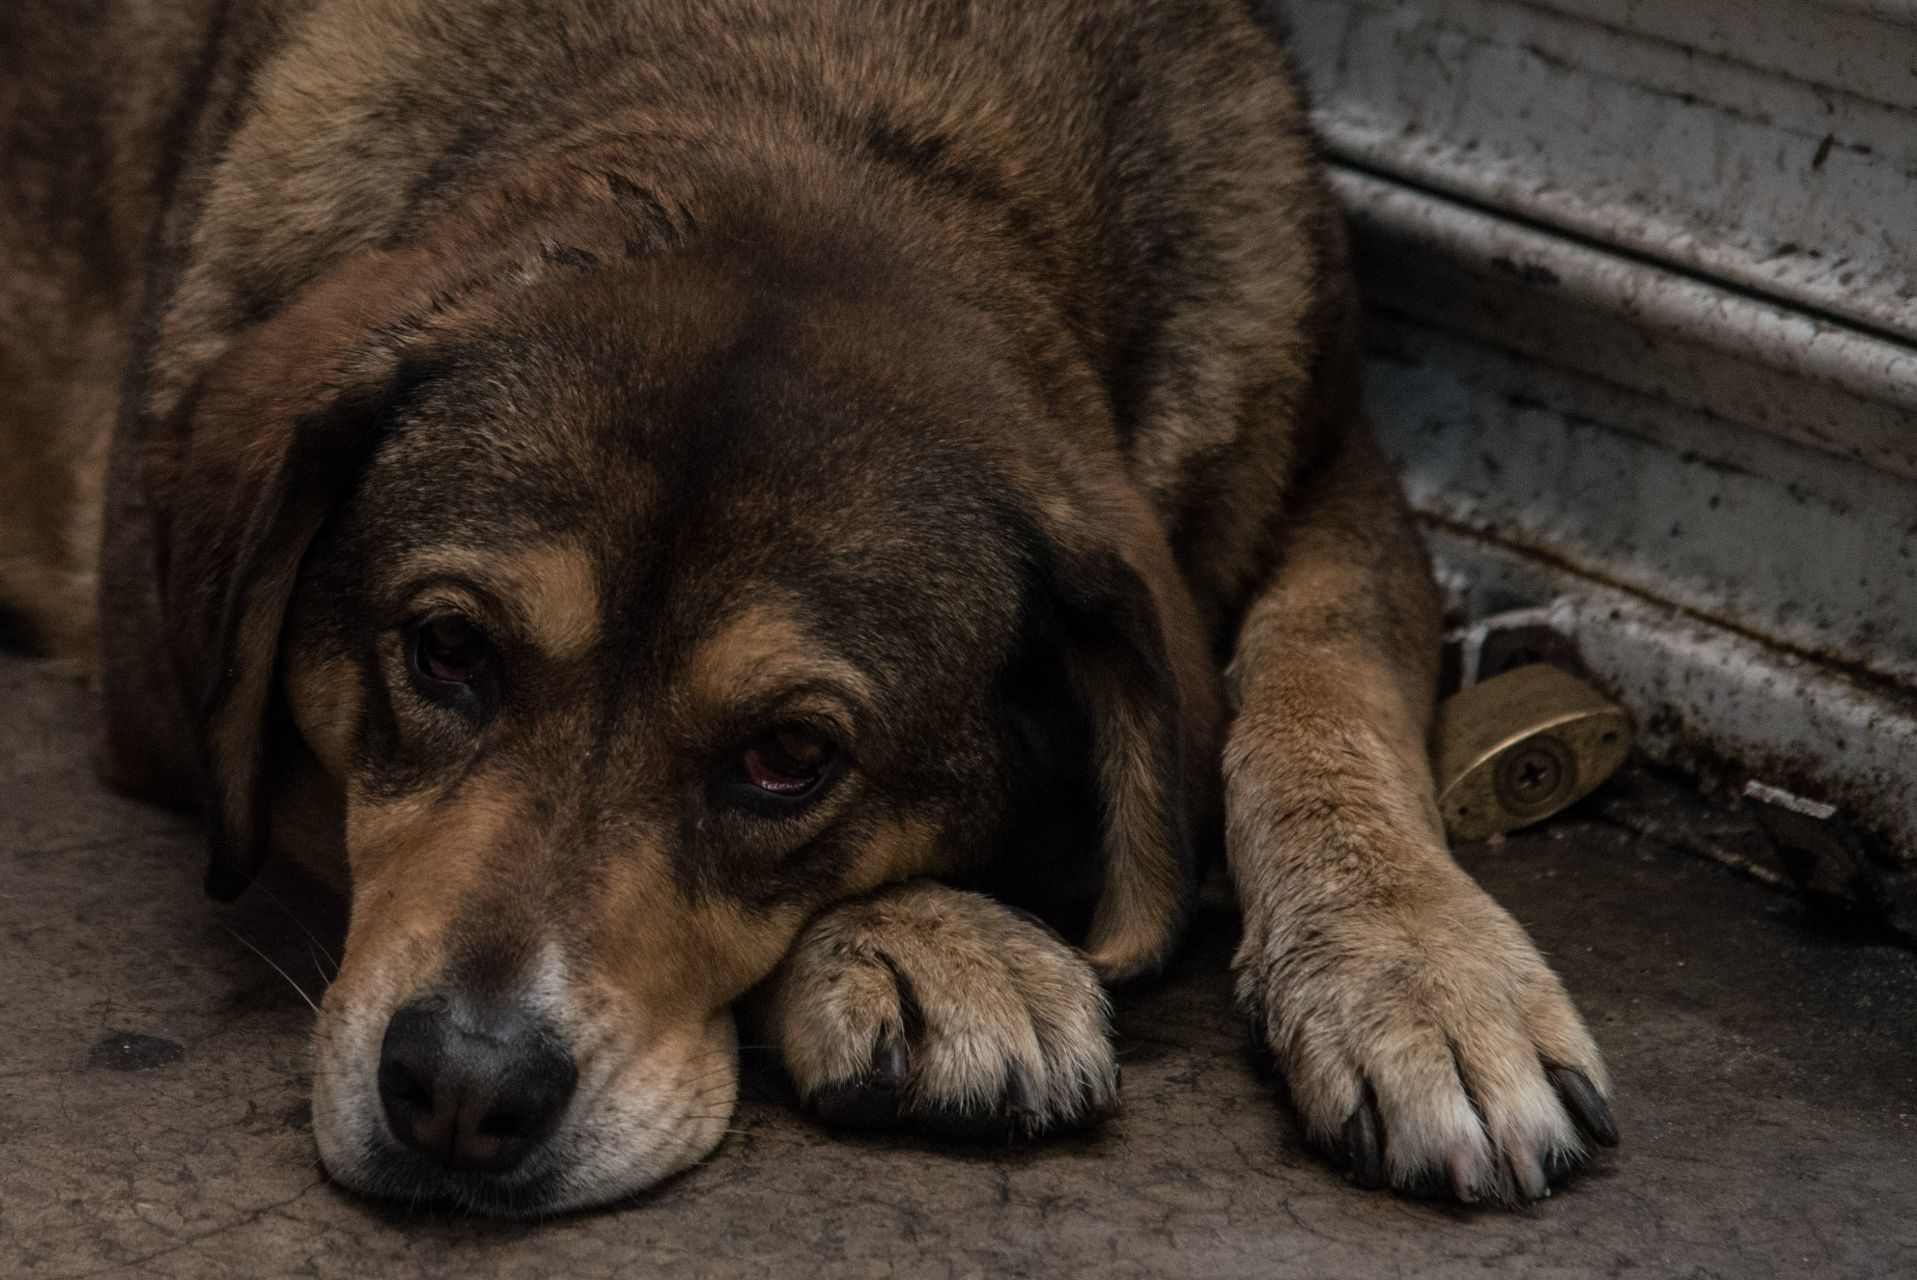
[[730, 723, 838, 807], [406, 615, 494, 696]]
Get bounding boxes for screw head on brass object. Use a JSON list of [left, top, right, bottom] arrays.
[[1435, 663, 1632, 841]]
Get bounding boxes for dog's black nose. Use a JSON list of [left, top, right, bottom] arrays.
[[377, 995, 577, 1173]]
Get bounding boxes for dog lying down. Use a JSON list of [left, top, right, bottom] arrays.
[[0, 0, 1617, 1215]]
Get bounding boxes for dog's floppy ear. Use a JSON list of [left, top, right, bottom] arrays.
[[1021, 485, 1224, 983], [143, 249, 444, 900]]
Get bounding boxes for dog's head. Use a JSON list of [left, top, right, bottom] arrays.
[[143, 184, 1219, 1213]]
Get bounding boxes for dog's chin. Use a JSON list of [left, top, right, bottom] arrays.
[[317, 1125, 731, 1219], [312, 1013, 740, 1217]]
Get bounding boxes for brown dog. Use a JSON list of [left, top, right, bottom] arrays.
[[0, 0, 1616, 1213]]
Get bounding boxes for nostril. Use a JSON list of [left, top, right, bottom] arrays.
[[481, 1035, 578, 1149], [477, 1111, 520, 1140], [477, 1106, 530, 1141], [378, 1057, 434, 1111], [378, 999, 455, 1157]]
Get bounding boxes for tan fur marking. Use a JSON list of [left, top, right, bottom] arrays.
[[398, 541, 601, 662], [510, 543, 602, 662], [342, 787, 507, 911], [681, 600, 873, 717], [588, 849, 805, 1026], [283, 652, 361, 780], [847, 813, 943, 889]]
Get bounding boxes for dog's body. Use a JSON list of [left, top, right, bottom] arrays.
[[2, 0, 1615, 1213]]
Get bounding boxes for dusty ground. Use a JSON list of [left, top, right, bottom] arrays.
[[3, 652, 1914, 1279]]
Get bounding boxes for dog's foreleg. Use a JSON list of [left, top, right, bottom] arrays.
[[1223, 425, 1616, 1204]]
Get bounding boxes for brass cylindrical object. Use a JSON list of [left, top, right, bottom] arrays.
[[1435, 663, 1633, 841]]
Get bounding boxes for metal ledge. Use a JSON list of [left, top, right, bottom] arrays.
[[1275, 0, 1917, 340], [1333, 167, 1917, 475], [1342, 167, 1917, 688]]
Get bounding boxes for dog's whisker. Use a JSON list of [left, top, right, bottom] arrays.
[[306, 941, 335, 993], [221, 922, 322, 1015], [250, 879, 341, 976]]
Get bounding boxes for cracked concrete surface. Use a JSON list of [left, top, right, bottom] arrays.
[[3, 653, 1915, 1278]]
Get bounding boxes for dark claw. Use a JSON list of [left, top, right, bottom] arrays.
[[810, 1034, 910, 1131], [917, 1062, 1062, 1141], [1342, 1089, 1386, 1190], [1509, 1148, 1550, 1202], [873, 1034, 909, 1089], [1400, 1166, 1451, 1201], [1547, 1065, 1619, 1147], [1543, 1145, 1582, 1188], [1004, 1061, 1040, 1121]]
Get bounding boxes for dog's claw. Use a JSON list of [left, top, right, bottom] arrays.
[[810, 1034, 913, 1130], [1544, 1145, 1580, 1188], [1342, 1092, 1385, 1189], [1509, 1143, 1550, 1202], [1547, 1065, 1618, 1148], [873, 1034, 909, 1089], [1004, 1061, 1040, 1121]]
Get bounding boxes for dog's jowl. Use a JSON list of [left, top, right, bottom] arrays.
[[0, 0, 1616, 1213]]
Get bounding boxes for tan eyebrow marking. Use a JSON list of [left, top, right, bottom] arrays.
[[398, 541, 601, 662], [681, 600, 872, 713]]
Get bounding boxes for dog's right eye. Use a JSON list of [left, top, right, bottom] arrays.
[[714, 722, 842, 815], [743, 724, 834, 795], [405, 615, 497, 705]]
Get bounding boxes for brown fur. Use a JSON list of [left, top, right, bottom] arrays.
[[2, 0, 1612, 1214]]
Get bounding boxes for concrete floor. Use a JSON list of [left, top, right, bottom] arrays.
[[3, 652, 1915, 1279]]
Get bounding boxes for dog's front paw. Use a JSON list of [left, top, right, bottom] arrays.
[[1238, 867, 1617, 1204], [760, 881, 1118, 1138]]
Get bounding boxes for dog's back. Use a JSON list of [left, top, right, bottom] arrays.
[[0, 0, 227, 656]]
